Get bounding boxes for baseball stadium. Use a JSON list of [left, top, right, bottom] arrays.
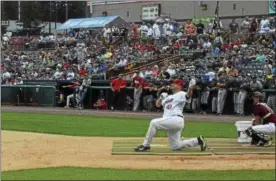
[[1, 0, 276, 180]]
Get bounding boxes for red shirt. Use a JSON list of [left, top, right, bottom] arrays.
[[133, 76, 143, 89], [139, 44, 146, 52], [79, 69, 87, 76], [69, 82, 79, 89], [64, 63, 70, 69], [148, 44, 156, 51], [174, 42, 181, 49], [253, 103, 276, 124], [111, 78, 126, 92], [143, 81, 151, 87], [94, 98, 107, 110], [231, 42, 241, 48]]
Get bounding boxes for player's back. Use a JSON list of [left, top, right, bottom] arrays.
[[162, 91, 187, 118], [253, 103, 276, 124]]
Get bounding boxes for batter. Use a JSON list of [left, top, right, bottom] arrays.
[[134, 79, 207, 152]]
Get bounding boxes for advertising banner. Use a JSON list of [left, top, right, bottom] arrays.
[[141, 4, 160, 21], [269, 0, 276, 14]]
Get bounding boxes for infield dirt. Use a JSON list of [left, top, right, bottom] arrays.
[[2, 130, 275, 172]]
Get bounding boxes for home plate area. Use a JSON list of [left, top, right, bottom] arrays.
[[112, 138, 275, 156]]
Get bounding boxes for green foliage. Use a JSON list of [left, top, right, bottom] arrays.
[[2, 112, 237, 138], [1, 1, 86, 35], [2, 167, 275, 180]]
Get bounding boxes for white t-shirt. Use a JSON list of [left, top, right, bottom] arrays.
[[54, 71, 62, 79], [67, 72, 75, 80], [203, 42, 212, 50], [140, 25, 148, 35], [260, 19, 270, 29], [242, 20, 250, 29], [161, 91, 188, 118], [2, 72, 11, 79], [147, 28, 153, 36], [166, 68, 176, 77]]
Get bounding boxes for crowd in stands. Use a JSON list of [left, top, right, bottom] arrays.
[[1, 15, 276, 114]]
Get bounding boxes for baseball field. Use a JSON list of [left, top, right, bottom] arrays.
[[1, 106, 275, 180]]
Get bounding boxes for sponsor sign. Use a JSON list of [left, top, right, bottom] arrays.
[[269, 0, 276, 14], [141, 4, 160, 21]]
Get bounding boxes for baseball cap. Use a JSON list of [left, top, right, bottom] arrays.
[[253, 91, 263, 98], [172, 79, 184, 89]]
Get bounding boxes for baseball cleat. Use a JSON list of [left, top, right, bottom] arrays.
[[134, 145, 151, 152], [198, 135, 207, 151], [257, 138, 274, 147]]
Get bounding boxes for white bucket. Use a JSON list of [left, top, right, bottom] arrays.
[[235, 121, 253, 143]]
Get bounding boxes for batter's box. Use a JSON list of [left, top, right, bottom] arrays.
[[112, 138, 275, 156]]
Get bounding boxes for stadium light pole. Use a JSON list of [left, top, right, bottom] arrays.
[[65, 1, 68, 21], [49, 1, 52, 34], [18, 1, 21, 21], [55, 1, 57, 29]]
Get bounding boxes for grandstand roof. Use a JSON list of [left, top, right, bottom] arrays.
[[57, 16, 128, 30]]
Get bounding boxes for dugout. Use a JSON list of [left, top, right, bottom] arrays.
[[4, 80, 275, 115]]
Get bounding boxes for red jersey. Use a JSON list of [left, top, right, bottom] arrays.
[[111, 78, 126, 92], [253, 103, 276, 124], [133, 76, 143, 89], [69, 82, 79, 88], [94, 98, 107, 110], [98, 99, 107, 110]]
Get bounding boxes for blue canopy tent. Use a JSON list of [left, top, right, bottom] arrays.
[[57, 16, 129, 30]]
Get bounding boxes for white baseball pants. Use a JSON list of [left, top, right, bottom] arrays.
[[142, 116, 199, 150], [252, 123, 276, 135], [66, 94, 80, 107]]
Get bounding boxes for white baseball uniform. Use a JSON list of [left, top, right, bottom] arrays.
[[142, 91, 200, 150]]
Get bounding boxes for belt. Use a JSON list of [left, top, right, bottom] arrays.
[[172, 115, 183, 118]]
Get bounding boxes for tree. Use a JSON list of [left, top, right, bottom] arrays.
[[1, 1, 18, 20], [20, 1, 46, 34], [55, 1, 86, 23]]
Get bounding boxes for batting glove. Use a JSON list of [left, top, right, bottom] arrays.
[[189, 78, 196, 88], [160, 92, 168, 100]]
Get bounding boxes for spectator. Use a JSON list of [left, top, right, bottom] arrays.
[[132, 70, 143, 111], [66, 68, 75, 80], [229, 18, 239, 35], [250, 76, 263, 92], [93, 90, 107, 110], [151, 65, 160, 79], [78, 75, 91, 109], [64, 82, 80, 108], [110, 74, 126, 110], [216, 71, 228, 115]]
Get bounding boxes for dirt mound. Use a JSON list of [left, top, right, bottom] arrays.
[[2, 131, 275, 171]]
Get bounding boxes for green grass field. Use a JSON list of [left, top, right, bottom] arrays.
[[1, 112, 275, 180], [2, 112, 237, 138], [2, 167, 275, 180]]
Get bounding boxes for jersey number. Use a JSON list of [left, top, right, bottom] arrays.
[[166, 104, 172, 109]]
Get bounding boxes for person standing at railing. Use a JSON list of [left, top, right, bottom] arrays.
[[236, 76, 250, 116], [250, 76, 263, 95], [216, 71, 228, 115], [78, 75, 91, 110], [110, 74, 126, 111], [132, 70, 144, 112], [265, 74, 276, 112], [199, 76, 210, 115], [209, 79, 218, 114]]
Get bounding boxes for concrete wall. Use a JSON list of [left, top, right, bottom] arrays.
[[87, 1, 270, 22]]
